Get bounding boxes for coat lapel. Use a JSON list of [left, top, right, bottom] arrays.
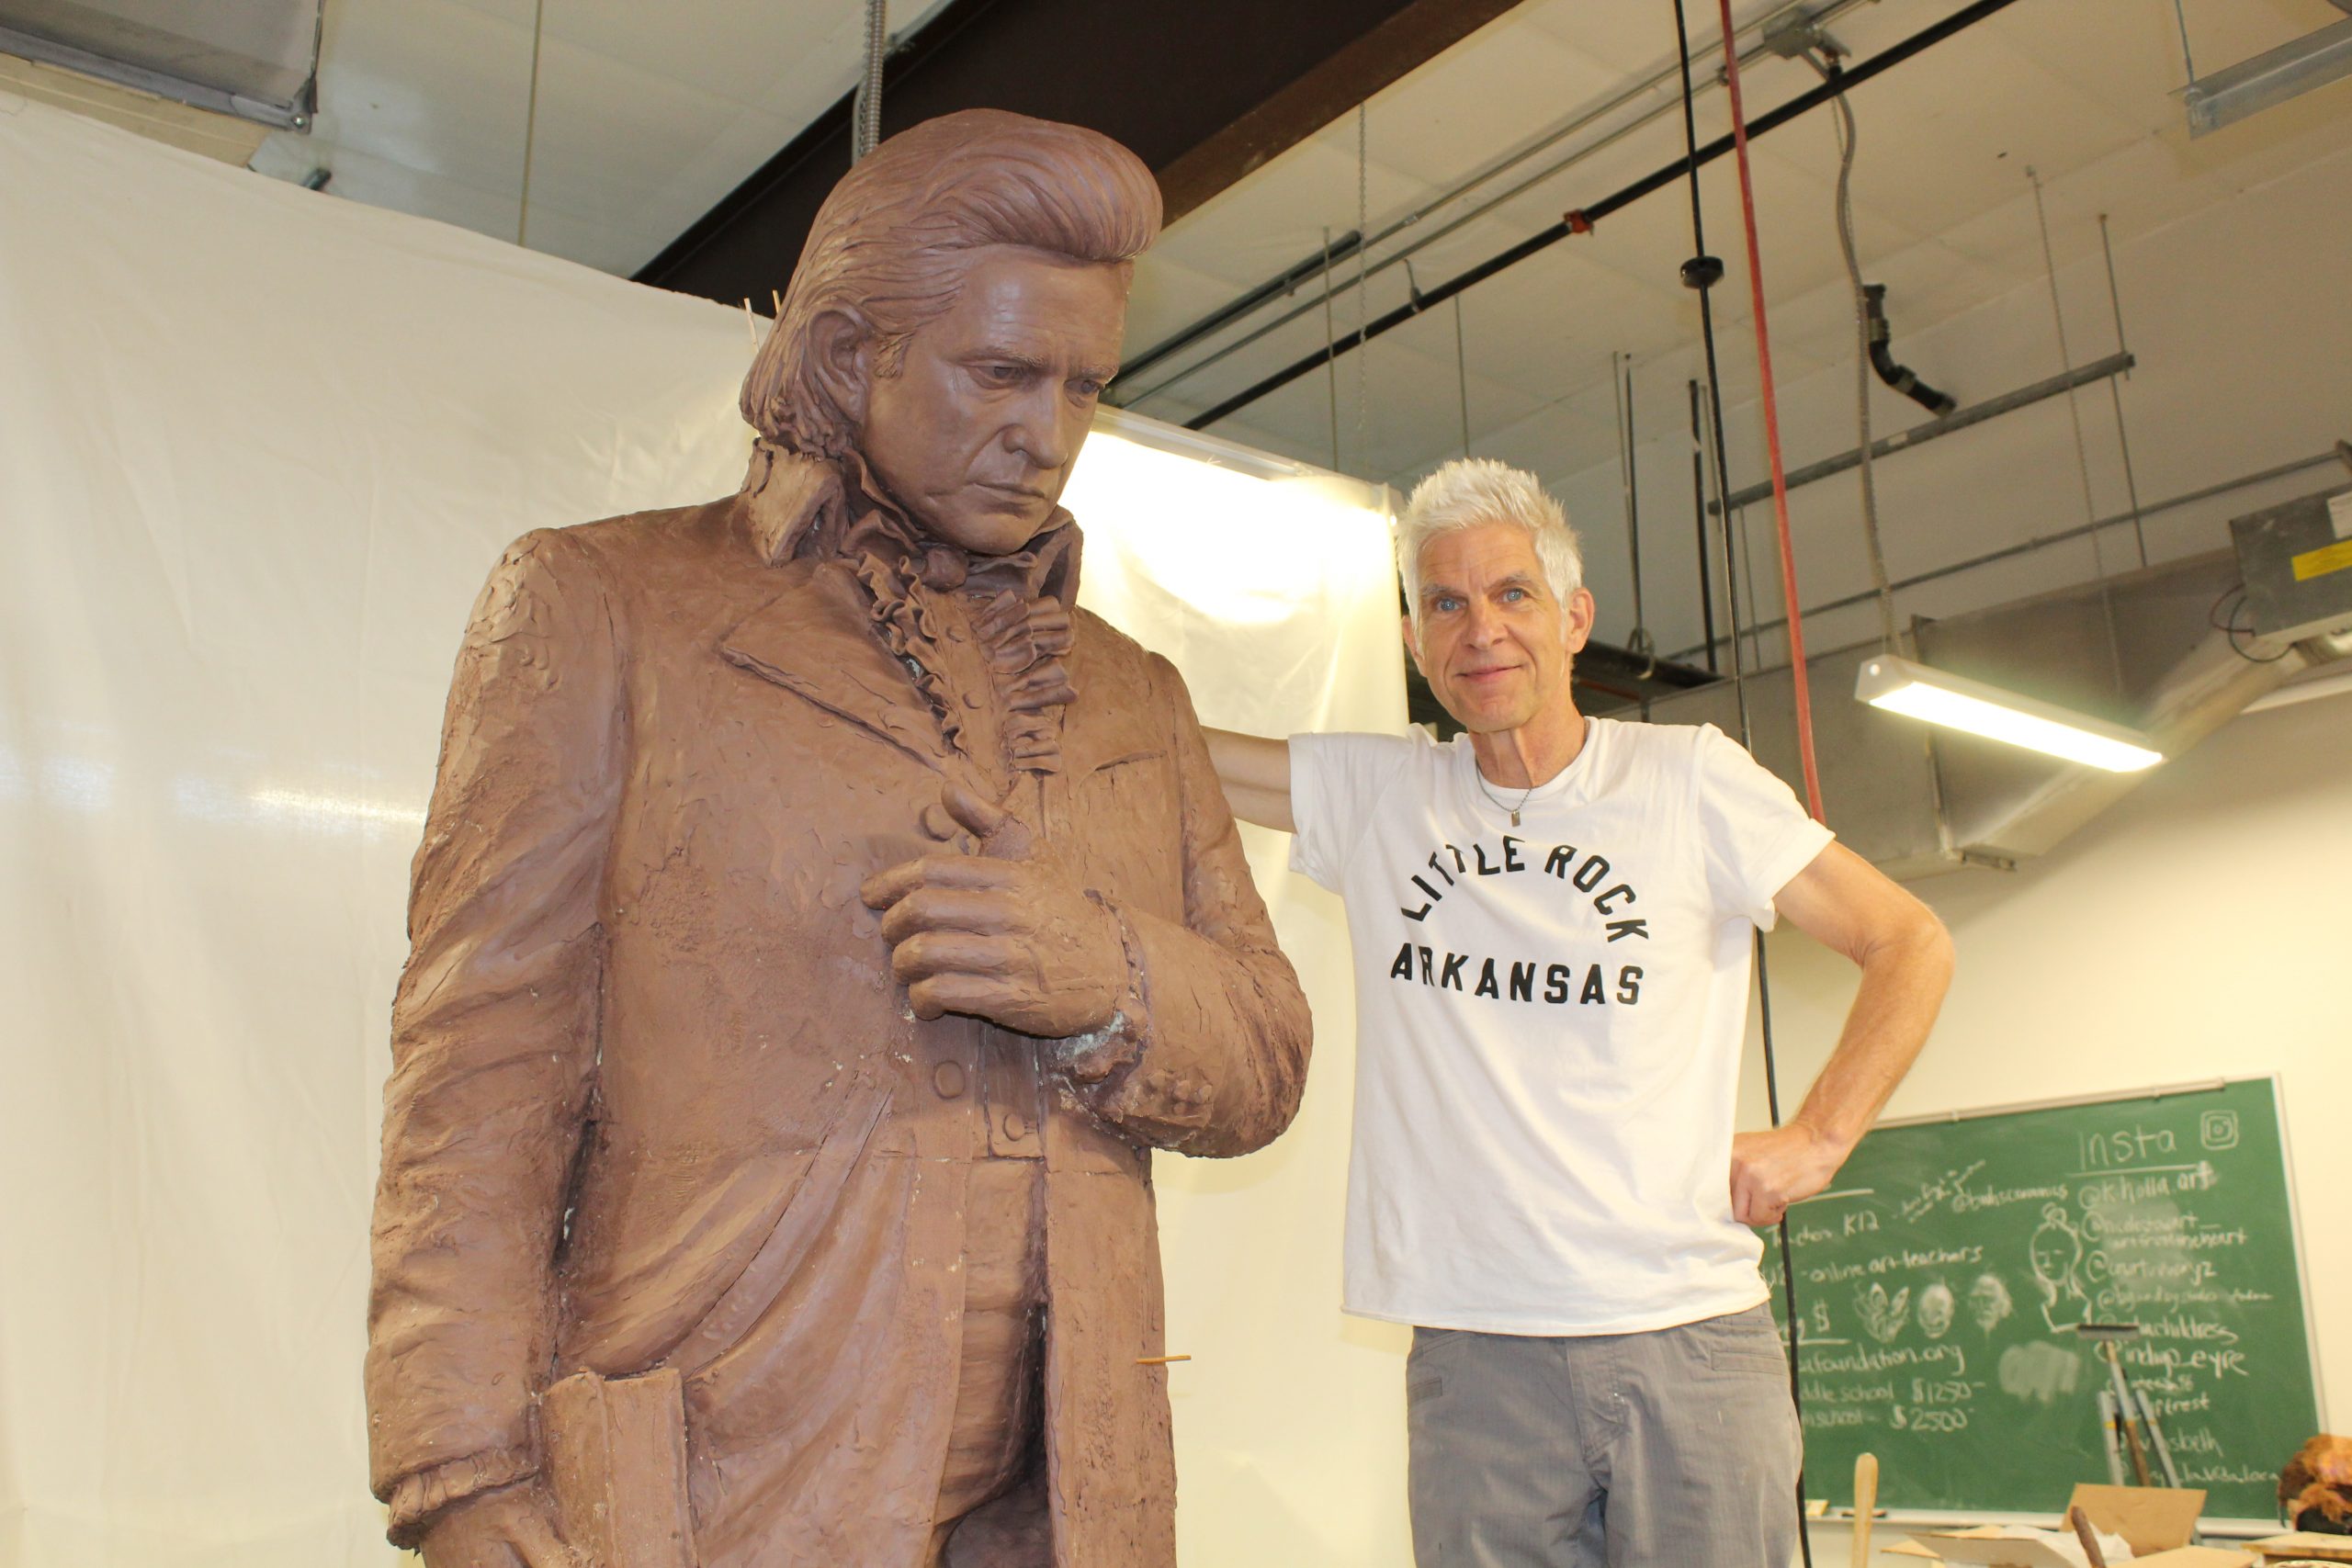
[[718, 556, 953, 773]]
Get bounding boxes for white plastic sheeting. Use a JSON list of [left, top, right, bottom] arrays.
[[0, 96, 1407, 1564]]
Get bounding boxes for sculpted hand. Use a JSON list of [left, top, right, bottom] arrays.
[[861, 783, 1125, 1039], [417, 1480, 579, 1568], [1730, 1122, 1849, 1227]]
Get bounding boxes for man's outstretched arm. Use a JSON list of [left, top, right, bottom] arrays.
[[1203, 728, 1295, 832], [1731, 841, 1955, 1225]]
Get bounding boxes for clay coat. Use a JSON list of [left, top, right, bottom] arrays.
[[364, 473, 1312, 1566]]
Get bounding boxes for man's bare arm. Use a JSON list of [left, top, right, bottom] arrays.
[[1730, 841, 1955, 1224], [1203, 728, 1295, 833]]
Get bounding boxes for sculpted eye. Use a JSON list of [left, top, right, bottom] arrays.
[[1071, 378, 1105, 400], [979, 364, 1023, 385]]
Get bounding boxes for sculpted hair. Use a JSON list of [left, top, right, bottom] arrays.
[[1396, 457, 1583, 625], [741, 109, 1163, 457]]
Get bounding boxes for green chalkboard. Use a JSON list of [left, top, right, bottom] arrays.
[[1762, 1078, 2321, 1520]]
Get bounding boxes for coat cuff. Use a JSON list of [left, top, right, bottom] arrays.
[[381, 1446, 537, 1549], [1054, 891, 1151, 1085]]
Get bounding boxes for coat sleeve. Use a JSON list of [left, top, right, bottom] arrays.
[[1066, 652, 1312, 1159], [364, 528, 624, 1543]]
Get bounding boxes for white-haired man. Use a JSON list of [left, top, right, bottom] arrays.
[[1205, 457, 1953, 1568]]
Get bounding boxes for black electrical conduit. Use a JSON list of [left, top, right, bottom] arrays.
[[1182, 0, 2030, 434], [1865, 283, 1958, 415]]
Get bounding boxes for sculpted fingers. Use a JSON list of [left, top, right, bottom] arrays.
[[908, 973, 1023, 1022], [890, 929, 1019, 985], [939, 778, 1035, 858], [876, 885, 1023, 946], [861, 852, 1015, 911]]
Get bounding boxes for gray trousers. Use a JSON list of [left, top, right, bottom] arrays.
[[1406, 1303, 1802, 1568]]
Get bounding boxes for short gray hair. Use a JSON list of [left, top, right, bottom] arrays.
[[1396, 458, 1582, 625]]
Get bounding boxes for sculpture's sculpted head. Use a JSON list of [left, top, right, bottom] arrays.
[[741, 109, 1161, 553]]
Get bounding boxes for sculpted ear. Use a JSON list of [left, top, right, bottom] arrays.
[[808, 308, 874, 430]]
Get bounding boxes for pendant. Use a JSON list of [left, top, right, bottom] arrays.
[[1510, 809, 1521, 828]]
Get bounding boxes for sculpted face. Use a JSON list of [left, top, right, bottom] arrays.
[[856, 245, 1127, 555], [1405, 520, 1595, 737]]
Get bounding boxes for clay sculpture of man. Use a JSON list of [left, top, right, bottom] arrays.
[[365, 109, 1312, 1568]]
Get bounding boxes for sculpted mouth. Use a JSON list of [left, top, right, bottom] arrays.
[[978, 482, 1049, 500]]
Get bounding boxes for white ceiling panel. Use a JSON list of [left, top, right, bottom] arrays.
[[246, 0, 954, 275]]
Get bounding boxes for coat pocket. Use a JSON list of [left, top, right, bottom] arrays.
[[664, 1085, 892, 1373]]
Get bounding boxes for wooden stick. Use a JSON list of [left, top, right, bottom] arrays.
[[2068, 1506, 2109, 1568], [1135, 1355, 1192, 1365], [1850, 1452, 1879, 1568]]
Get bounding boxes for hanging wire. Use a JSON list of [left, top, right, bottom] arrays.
[[1613, 354, 1655, 671], [1735, 499, 1770, 670], [2030, 169, 2131, 701], [2097, 214, 2151, 570], [1711, 0, 1826, 823], [2022, 165, 2135, 700], [515, 0, 547, 246], [1453, 295, 1474, 458], [1354, 104, 1372, 471], [851, 0, 888, 161], [2028, 170, 2107, 573], [1810, 57, 1905, 656], [2170, 0, 2198, 85], [1665, 10, 1815, 1557], [1319, 228, 1342, 470]]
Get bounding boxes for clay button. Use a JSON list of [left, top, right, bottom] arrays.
[[932, 1061, 967, 1099], [919, 802, 958, 840], [1002, 1111, 1028, 1141]]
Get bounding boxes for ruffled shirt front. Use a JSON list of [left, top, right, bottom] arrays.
[[741, 438, 1080, 792]]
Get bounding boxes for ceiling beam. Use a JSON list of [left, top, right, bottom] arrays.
[[634, 0, 1521, 306]]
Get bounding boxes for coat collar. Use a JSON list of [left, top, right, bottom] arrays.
[[718, 441, 1081, 776]]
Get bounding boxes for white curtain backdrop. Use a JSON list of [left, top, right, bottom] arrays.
[[0, 98, 1407, 1564]]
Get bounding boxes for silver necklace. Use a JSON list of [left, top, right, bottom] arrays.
[[1474, 768, 1536, 827]]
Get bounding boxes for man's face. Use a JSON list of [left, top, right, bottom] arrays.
[[1404, 520, 1595, 736], [857, 245, 1127, 556]]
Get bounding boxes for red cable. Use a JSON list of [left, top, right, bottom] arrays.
[[1713, 0, 1826, 824]]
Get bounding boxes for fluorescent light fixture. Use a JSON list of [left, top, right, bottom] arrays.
[[1855, 655, 2162, 773]]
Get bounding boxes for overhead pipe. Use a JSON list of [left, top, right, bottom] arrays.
[[1183, 0, 2031, 433], [1122, 0, 1882, 411]]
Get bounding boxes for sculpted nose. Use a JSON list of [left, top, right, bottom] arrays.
[[1004, 391, 1077, 473]]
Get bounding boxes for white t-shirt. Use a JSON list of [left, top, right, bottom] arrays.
[[1289, 716, 1834, 1336]]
